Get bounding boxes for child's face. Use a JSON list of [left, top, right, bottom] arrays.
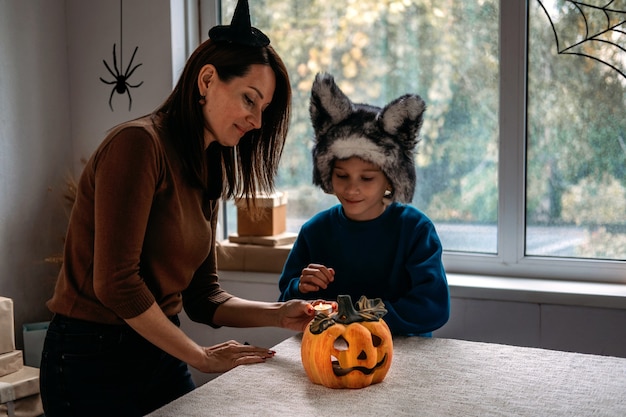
[[331, 157, 391, 221]]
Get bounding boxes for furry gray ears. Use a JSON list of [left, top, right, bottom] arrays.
[[309, 72, 426, 203], [310, 73, 425, 151]]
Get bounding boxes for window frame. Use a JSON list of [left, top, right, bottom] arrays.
[[445, 0, 625, 282], [205, 0, 625, 284]]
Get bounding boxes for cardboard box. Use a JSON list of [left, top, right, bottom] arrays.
[[0, 351, 22, 378], [236, 192, 287, 237], [0, 365, 40, 404], [228, 232, 297, 247], [0, 299, 15, 355], [0, 393, 43, 417], [217, 240, 292, 273]]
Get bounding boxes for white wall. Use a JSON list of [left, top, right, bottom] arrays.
[[65, 0, 173, 171], [0, 0, 173, 349], [0, 0, 73, 348], [434, 298, 626, 357]]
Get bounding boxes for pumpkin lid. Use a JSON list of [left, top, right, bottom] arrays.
[[309, 295, 387, 334]]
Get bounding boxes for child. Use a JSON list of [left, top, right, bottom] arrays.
[[278, 73, 450, 336]]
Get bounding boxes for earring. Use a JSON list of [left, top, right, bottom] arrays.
[[199, 94, 206, 105], [384, 189, 393, 198]]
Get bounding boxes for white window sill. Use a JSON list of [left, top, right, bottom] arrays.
[[446, 273, 626, 310], [217, 240, 626, 310]]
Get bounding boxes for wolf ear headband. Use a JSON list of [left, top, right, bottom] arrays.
[[209, 0, 270, 47], [310, 73, 426, 203]]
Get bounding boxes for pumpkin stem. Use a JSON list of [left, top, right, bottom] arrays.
[[355, 295, 388, 320], [335, 295, 367, 324]]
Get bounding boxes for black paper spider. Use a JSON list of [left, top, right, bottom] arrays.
[[100, 43, 143, 111]]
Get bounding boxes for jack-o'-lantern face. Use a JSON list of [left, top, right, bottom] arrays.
[[301, 295, 393, 389]]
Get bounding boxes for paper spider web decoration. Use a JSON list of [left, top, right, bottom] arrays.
[[537, 0, 626, 79]]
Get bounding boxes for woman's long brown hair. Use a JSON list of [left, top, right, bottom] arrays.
[[156, 39, 291, 205]]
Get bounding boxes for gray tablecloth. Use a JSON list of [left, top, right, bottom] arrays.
[[147, 335, 626, 416]]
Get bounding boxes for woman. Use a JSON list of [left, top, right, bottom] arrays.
[[40, 2, 317, 416], [278, 73, 450, 337]]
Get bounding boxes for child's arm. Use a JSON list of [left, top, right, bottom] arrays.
[[382, 221, 450, 336]]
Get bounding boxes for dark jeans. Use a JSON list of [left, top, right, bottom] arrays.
[[40, 314, 196, 417]]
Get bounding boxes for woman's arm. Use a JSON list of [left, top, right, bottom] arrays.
[[125, 302, 276, 373], [212, 297, 316, 332]]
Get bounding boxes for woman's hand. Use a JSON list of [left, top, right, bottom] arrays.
[[126, 303, 277, 375], [299, 263, 335, 293], [276, 299, 320, 332], [192, 340, 276, 374]]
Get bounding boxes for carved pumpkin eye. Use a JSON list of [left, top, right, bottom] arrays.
[[334, 335, 349, 351], [371, 334, 382, 347]]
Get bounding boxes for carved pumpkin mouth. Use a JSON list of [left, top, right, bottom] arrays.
[[331, 353, 388, 377]]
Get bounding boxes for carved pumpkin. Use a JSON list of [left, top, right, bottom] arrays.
[[301, 295, 393, 389]]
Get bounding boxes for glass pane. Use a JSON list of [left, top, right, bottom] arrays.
[[223, 0, 500, 253], [527, 1, 626, 260]]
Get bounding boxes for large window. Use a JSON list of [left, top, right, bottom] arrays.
[[218, 0, 625, 283], [527, 0, 626, 261]]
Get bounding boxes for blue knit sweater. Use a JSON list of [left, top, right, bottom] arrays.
[[278, 202, 450, 336]]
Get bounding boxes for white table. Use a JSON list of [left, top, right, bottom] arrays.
[[147, 334, 626, 416]]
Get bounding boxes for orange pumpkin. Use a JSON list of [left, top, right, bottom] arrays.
[[301, 295, 393, 389]]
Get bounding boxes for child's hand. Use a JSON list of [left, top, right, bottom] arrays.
[[298, 263, 335, 293]]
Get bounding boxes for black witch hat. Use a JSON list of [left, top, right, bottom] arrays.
[[208, 0, 270, 47]]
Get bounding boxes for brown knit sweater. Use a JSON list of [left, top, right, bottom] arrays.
[[47, 114, 232, 325]]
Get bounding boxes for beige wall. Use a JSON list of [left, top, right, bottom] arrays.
[[0, 0, 173, 349]]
